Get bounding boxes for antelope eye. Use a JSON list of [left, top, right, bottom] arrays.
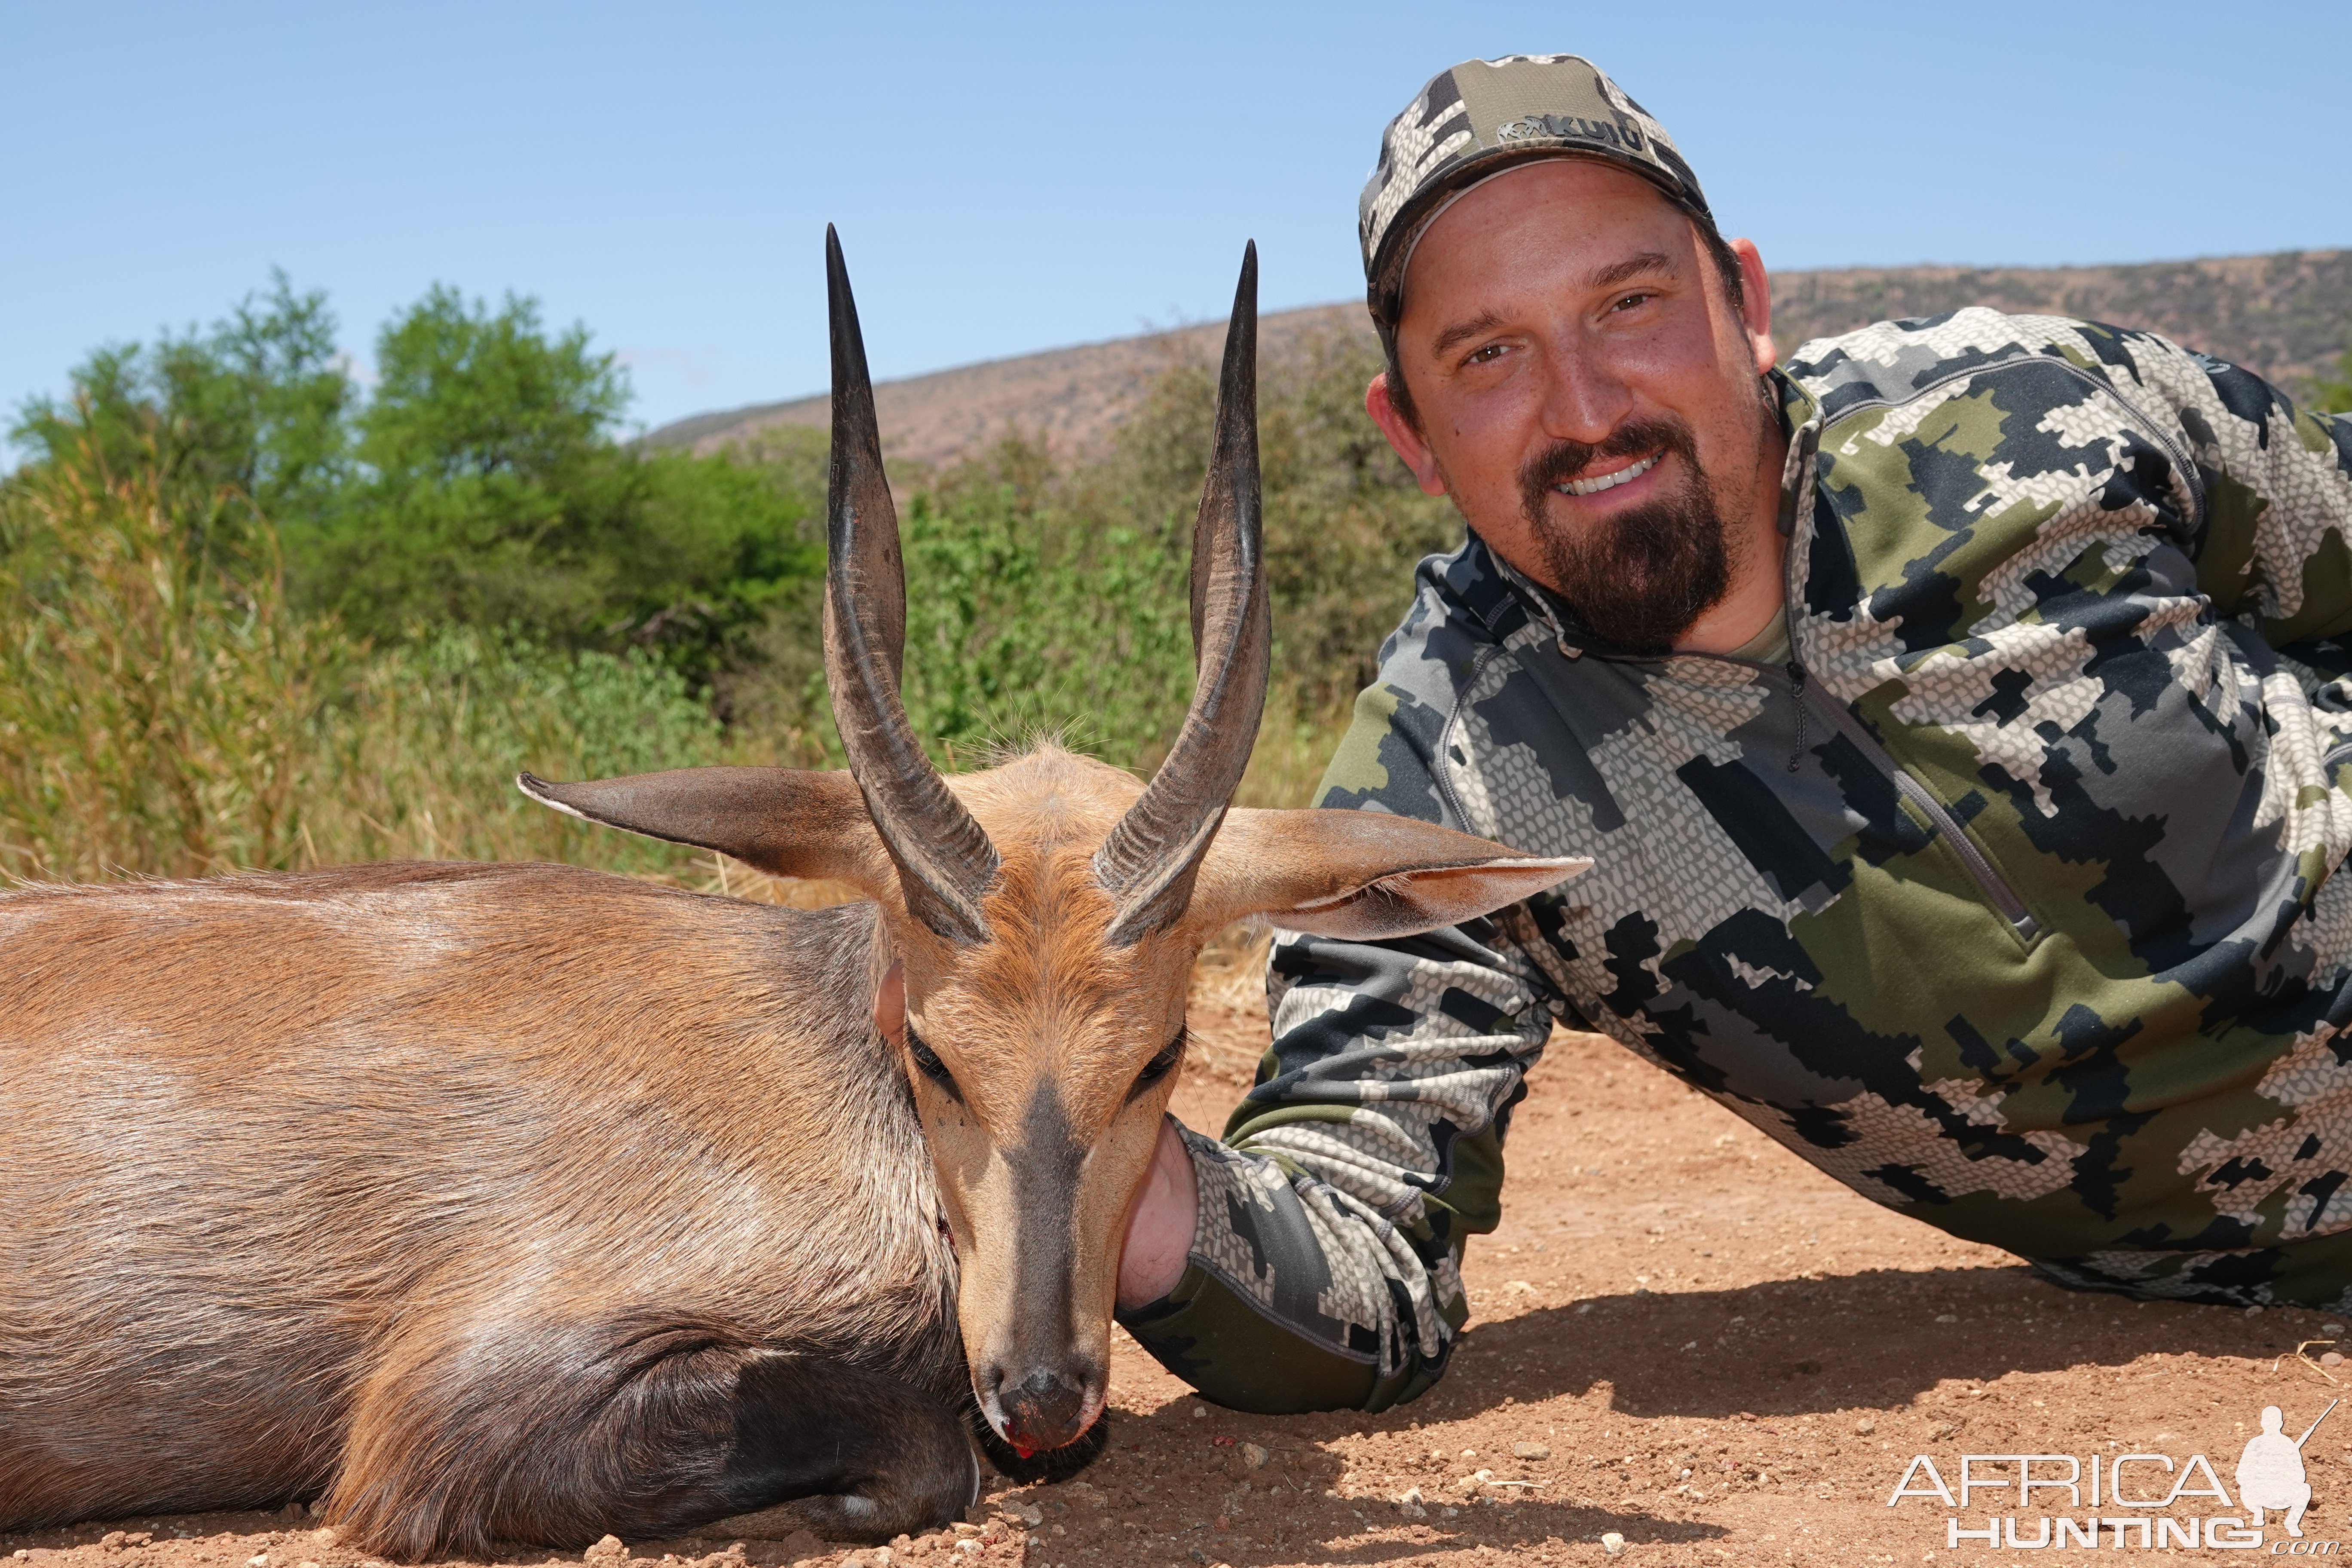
[[904, 1023, 962, 1102], [1128, 1028, 1186, 1102]]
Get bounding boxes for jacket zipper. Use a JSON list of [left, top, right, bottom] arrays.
[[1801, 683, 2041, 942], [1770, 416, 2037, 942]]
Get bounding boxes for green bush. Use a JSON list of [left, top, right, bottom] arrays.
[[0, 429, 330, 879], [0, 430, 723, 882], [10, 279, 827, 688], [3, 284, 1453, 882]]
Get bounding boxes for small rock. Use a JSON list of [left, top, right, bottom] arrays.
[[306, 1503, 325, 1518], [2248, 1305, 2266, 1317], [248, 1556, 270, 1568], [585, 1537, 625, 1562], [1602, 1531, 1627, 1557], [1393, 1486, 1427, 1519], [1192, 1404, 1208, 1418], [1008, 1504, 1043, 1526], [100, 1534, 126, 1551], [1505, 1280, 1536, 1295], [870, 1551, 890, 1566], [2326, 1351, 2346, 1368], [1854, 1418, 1875, 1435], [1512, 1442, 1550, 1460], [1240, 1442, 1269, 1470], [1934, 1313, 1958, 1323], [952, 1543, 980, 1559], [2327, 1322, 2347, 1334], [950, 1524, 979, 1537]]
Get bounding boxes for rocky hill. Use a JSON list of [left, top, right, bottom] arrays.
[[648, 250, 2352, 469]]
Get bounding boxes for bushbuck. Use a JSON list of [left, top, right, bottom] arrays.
[[0, 233, 1588, 1556]]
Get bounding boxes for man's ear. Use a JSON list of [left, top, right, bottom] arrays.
[[1192, 807, 1588, 941], [1728, 235, 1775, 376], [517, 766, 891, 892], [1366, 372, 1448, 498]]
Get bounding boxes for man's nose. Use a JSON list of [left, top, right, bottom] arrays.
[[1535, 343, 1635, 447]]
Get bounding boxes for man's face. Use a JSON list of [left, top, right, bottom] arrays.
[[1368, 159, 1782, 654]]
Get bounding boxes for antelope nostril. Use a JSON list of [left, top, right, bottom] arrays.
[[997, 1368, 1089, 1451]]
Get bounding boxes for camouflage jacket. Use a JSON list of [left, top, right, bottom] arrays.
[[1120, 310, 2352, 1414]]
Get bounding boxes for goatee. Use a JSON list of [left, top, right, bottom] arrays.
[[1517, 416, 1734, 656]]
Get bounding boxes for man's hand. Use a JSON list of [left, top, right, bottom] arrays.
[[1117, 1116, 1199, 1308]]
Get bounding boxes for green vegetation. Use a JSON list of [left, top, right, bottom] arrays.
[[3, 277, 1454, 884], [2316, 350, 2352, 414]]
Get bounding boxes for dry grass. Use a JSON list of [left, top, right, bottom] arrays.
[[0, 446, 326, 880]]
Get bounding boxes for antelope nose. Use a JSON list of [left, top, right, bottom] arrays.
[[997, 1367, 1090, 1453]]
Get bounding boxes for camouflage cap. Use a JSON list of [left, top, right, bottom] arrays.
[[1359, 54, 1712, 326]]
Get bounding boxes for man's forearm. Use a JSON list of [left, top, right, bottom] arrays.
[[1116, 1123, 1473, 1412]]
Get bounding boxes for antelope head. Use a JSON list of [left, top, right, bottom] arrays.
[[519, 231, 1587, 1455]]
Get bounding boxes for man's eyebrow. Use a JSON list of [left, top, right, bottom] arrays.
[[1424, 252, 1681, 362], [1428, 309, 1509, 362], [1584, 250, 1676, 292]]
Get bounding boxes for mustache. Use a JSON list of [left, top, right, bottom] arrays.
[[1519, 416, 1700, 514]]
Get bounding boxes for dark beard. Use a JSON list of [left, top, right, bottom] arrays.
[[1517, 416, 1733, 656]]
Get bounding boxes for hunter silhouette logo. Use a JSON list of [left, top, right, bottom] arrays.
[[2239, 1399, 2335, 1537], [1886, 1398, 2339, 1550]]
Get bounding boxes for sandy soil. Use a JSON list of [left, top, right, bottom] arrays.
[[12, 981, 2352, 1568]]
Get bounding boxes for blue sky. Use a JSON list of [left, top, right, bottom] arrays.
[[6, 2, 2347, 441]]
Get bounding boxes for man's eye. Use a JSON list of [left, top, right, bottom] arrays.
[[1610, 291, 1655, 313], [905, 1024, 962, 1102], [1129, 1029, 1187, 1102], [1467, 343, 1508, 365]]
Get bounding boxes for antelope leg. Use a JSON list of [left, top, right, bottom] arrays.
[[328, 1317, 974, 1557]]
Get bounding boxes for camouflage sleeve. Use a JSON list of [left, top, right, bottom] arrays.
[[1119, 654, 1566, 1413], [2133, 336, 2352, 645]]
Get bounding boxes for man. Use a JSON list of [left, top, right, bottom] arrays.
[[1111, 52, 2352, 1415], [2236, 1405, 2320, 1537]]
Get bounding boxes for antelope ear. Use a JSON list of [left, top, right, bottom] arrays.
[[1192, 808, 1589, 941], [516, 766, 888, 888]]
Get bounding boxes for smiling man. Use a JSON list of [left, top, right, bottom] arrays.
[[1111, 52, 2352, 1415]]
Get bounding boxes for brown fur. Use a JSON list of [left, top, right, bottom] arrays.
[[0, 862, 959, 1552], [0, 745, 1580, 1550]]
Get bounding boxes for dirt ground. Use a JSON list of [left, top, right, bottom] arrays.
[[12, 974, 2352, 1568]]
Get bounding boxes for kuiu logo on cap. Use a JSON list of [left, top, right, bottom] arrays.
[[1496, 113, 1647, 154]]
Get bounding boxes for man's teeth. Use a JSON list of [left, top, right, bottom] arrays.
[[1559, 451, 1660, 497]]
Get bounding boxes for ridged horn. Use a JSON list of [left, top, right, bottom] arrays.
[[1092, 241, 1268, 946], [822, 225, 999, 943]]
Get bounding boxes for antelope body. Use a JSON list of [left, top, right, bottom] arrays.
[[0, 237, 1584, 1556]]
